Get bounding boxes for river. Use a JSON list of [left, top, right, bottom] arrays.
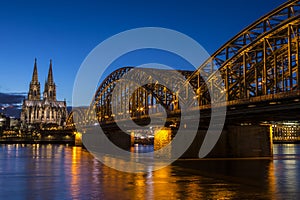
[[0, 143, 299, 199]]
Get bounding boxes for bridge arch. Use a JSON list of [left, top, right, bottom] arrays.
[[91, 67, 194, 123], [188, 0, 300, 105], [74, 1, 300, 124]]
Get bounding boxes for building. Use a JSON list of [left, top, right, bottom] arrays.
[[20, 59, 67, 128], [9, 117, 20, 129], [0, 113, 9, 132], [272, 122, 300, 142]]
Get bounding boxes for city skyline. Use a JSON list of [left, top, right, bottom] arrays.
[[0, 0, 287, 111]]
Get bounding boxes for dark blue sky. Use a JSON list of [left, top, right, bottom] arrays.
[[0, 0, 287, 105]]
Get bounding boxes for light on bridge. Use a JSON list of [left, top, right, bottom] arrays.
[[193, 95, 199, 99], [269, 102, 277, 105], [248, 105, 256, 108]]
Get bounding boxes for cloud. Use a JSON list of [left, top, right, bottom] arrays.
[[0, 92, 26, 118], [0, 92, 26, 104]]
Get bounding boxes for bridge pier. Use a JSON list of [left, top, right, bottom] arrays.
[[106, 130, 132, 150], [181, 125, 273, 158], [74, 132, 82, 146], [90, 125, 272, 158], [153, 128, 172, 151]]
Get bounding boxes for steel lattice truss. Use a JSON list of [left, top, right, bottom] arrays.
[[189, 0, 300, 105], [67, 0, 300, 125], [66, 107, 89, 129], [90, 68, 193, 123]]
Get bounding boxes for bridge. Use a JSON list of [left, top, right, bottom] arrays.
[[68, 0, 300, 158]]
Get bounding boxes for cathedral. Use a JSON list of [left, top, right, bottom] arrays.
[[21, 59, 67, 127]]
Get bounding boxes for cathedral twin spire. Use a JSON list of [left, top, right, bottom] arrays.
[[28, 59, 56, 101], [32, 58, 39, 84], [47, 59, 54, 84], [28, 58, 40, 101]]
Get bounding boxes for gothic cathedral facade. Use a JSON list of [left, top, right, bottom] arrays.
[[21, 59, 67, 127]]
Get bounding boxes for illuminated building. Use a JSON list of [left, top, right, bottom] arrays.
[[20, 59, 67, 127]]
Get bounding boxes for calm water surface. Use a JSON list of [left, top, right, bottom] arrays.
[[0, 144, 299, 199]]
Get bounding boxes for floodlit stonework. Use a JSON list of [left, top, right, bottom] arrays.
[[21, 59, 67, 127]]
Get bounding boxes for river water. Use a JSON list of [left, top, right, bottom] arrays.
[[0, 143, 299, 199]]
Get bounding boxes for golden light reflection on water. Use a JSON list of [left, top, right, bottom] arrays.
[[210, 186, 237, 200], [152, 166, 179, 199], [70, 146, 81, 199], [101, 160, 138, 199], [100, 163, 179, 199], [0, 144, 294, 199], [268, 161, 278, 196], [68, 146, 278, 199]]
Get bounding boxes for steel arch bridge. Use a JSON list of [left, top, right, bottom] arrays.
[[65, 107, 89, 129], [68, 0, 300, 126], [91, 67, 194, 123]]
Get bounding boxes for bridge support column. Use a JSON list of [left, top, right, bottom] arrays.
[[181, 125, 272, 158], [74, 132, 82, 146], [154, 127, 172, 151], [107, 130, 132, 150]]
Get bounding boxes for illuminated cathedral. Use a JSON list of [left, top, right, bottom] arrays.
[[21, 59, 67, 127]]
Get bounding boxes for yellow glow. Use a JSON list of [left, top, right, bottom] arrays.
[[269, 125, 273, 154], [131, 131, 135, 146], [70, 147, 81, 198], [153, 167, 180, 199], [267, 161, 277, 196], [74, 132, 82, 146], [154, 128, 171, 151], [135, 178, 145, 187]]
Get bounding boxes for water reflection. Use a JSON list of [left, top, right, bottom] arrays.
[[0, 144, 299, 199], [70, 147, 80, 199], [273, 144, 300, 199]]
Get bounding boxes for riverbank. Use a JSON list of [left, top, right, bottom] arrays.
[[0, 129, 75, 145], [0, 138, 75, 145]]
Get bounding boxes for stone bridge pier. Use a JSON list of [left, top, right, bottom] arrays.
[[181, 125, 272, 158], [103, 124, 272, 158]]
